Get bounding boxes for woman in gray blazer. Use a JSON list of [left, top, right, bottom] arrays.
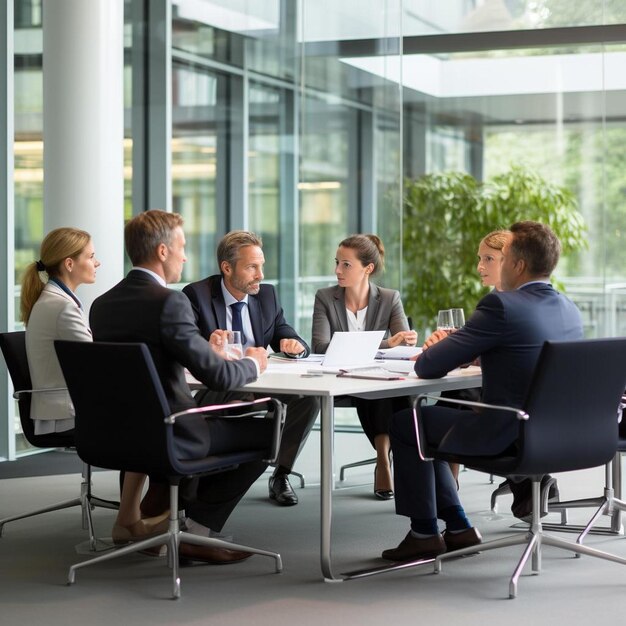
[[22, 228, 166, 546], [312, 234, 417, 500]]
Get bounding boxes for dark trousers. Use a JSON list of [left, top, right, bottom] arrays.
[[352, 396, 411, 448], [390, 407, 461, 521], [195, 388, 319, 473], [179, 415, 274, 531]]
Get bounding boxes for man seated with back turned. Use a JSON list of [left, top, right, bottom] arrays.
[[183, 231, 319, 506], [382, 221, 583, 561], [90, 210, 274, 565]]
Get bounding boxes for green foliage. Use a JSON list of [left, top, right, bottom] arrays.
[[402, 166, 588, 333]]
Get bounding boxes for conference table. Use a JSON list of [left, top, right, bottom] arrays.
[[234, 360, 482, 581]]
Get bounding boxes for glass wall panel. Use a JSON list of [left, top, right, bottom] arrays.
[[171, 62, 219, 282], [299, 0, 404, 340], [14, 14, 43, 316], [248, 82, 281, 281], [400, 26, 626, 337]]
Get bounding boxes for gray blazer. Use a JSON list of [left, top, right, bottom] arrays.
[[25, 281, 92, 435], [311, 283, 410, 353]]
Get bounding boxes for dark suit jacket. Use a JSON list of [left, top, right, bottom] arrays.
[[311, 283, 409, 353], [183, 275, 310, 357], [416, 282, 583, 455], [90, 270, 259, 458]]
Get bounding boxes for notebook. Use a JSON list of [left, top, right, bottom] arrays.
[[309, 330, 386, 372]]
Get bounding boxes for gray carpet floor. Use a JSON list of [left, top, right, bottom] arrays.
[[1, 430, 626, 625]]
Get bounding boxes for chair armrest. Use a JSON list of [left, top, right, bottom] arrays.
[[411, 394, 528, 463], [165, 397, 286, 464], [413, 393, 529, 421], [13, 387, 68, 400]]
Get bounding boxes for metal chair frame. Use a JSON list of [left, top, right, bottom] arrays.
[[0, 332, 117, 549], [57, 340, 285, 599], [347, 339, 626, 598]]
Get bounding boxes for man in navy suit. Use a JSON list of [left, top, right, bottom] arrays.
[[382, 221, 583, 561], [91, 210, 273, 565], [183, 231, 319, 506]]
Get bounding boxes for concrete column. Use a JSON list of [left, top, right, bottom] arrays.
[[43, 0, 124, 310]]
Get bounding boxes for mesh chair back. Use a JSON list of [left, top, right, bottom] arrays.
[[516, 338, 626, 475], [0, 331, 74, 448], [55, 340, 173, 475]]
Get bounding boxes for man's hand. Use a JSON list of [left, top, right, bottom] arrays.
[[209, 329, 229, 355], [279, 338, 305, 356], [245, 346, 268, 373], [422, 329, 450, 351], [387, 330, 418, 348]]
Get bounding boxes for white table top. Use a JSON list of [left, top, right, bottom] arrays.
[[242, 362, 482, 398]]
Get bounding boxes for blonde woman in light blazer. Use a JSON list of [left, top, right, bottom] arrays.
[[21, 228, 167, 545], [312, 234, 417, 500]]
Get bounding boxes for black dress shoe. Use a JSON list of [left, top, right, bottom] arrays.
[[511, 475, 559, 521], [269, 473, 298, 506], [382, 531, 446, 561], [442, 527, 482, 553], [374, 488, 394, 500], [374, 467, 394, 500]]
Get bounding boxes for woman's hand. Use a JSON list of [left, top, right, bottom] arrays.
[[387, 330, 418, 347]]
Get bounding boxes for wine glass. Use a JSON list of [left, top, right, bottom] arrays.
[[450, 308, 465, 330], [436, 309, 454, 333]]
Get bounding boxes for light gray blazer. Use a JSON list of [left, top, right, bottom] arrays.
[[25, 282, 92, 435], [311, 283, 410, 353]]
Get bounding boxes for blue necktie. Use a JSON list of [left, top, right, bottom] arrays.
[[230, 302, 247, 344]]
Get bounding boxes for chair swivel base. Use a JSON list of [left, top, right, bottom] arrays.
[[545, 491, 626, 540], [437, 480, 626, 598], [68, 485, 282, 600]]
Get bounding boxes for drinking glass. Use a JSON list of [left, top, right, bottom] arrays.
[[225, 330, 243, 360], [450, 308, 465, 329], [436, 309, 454, 332]]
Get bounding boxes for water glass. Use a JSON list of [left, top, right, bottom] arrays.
[[225, 330, 243, 360]]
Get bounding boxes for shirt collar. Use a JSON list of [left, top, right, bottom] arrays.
[[132, 267, 167, 287], [47, 277, 82, 309], [518, 279, 551, 290]]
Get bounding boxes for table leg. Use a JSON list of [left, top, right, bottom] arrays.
[[320, 395, 343, 582]]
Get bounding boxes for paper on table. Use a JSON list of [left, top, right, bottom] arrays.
[[337, 366, 405, 381], [268, 353, 324, 363], [376, 346, 422, 360]]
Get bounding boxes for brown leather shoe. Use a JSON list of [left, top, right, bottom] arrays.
[[178, 541, 253, 565], [442, 527, 482, 553], [382, 531, 446, 561]]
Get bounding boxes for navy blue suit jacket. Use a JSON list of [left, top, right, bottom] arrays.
[[416, 283, 583, 455], [183, 275, 310, 357], [90, 270, 259, 459]]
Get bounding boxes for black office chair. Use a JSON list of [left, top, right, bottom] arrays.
[[544, 396, 626, 540], [413, 338, 626, 598], [0, 331, 117, 547], [55, 340, 285, 599]]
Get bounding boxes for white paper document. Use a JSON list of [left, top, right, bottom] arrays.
[[376, 346, 422, 360]]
